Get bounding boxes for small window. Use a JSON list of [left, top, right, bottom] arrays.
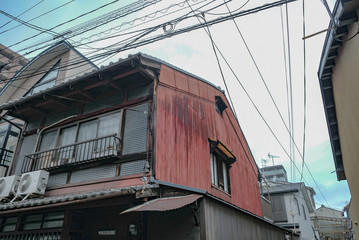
[[302, 204, 307, 220], [215, 96, 227, 116], [22, 212, 64, 230], [26, 60, 60, 96], [0, 216, 17, 232], [210, 153, 230, 192], [209, 139, 236, 193]]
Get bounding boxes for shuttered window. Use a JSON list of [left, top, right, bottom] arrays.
[[271, 195, 288, 222], [122, 103, 148, 155]]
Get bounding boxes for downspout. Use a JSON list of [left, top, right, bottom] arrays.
[[33, 115, 78, 152]]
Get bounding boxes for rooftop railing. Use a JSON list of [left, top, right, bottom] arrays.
[[22, 135, 120, 173]]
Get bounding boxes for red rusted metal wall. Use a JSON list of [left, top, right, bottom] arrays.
[[155, 65, 262, 216]]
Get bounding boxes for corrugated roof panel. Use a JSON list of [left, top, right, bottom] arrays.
[[120, 194, 202, 214]]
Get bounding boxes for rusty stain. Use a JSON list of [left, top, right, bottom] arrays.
[[155, 66, 262, 217]]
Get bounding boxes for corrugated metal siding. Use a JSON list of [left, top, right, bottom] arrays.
[[70, 164, 116, 183], [122, 103, 148, 155], [47, 172, 68, 187], [120, 160, 147, 176], [201, 197, 292, 240], [155, 65, 262, 216], [14, 134, 38, 174]]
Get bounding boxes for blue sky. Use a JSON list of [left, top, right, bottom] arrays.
[[0, 0, 351, 210]]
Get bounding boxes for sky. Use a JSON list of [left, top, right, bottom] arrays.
[[0, 0, 351, 210]]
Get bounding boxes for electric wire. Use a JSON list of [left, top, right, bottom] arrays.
[[185, 0, 238, 118], [5, 0, 125, 50], [3, 0, 293, 74], [0, 0, 75, 35], [204, 0, 250, 15], [2, 0, 235, 81], [221, 1, 327, 204], [300, 0, 307, 181], [12, 0, 163, 55], [0, 0, 45, 29], [0, 10, 60, 37], [280, 5, 292, 185], [285, 2, 295, 182]]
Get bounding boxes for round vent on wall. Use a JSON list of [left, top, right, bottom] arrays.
[[19, 174, 32, 193], [0, 179, 6, 194]]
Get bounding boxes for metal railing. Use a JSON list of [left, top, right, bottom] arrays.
[[0, 231, 62, 239], [22, 135, 120, 173]]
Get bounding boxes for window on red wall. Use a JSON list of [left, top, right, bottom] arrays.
[[209, 139, 236, 194], [215, 96, 228, 116]]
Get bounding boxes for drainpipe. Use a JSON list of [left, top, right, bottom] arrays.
[[33, 115, 77, 151]]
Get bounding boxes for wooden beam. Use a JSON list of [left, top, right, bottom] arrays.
[[105, 80, 122, 91], [83, 80, 107, 91], [112, 69, 139, 80]]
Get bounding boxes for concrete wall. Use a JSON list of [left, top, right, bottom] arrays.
[[331, 19, 359, 238]]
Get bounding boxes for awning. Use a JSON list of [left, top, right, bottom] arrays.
[[120, 194, 202, 214], [208, 138, 236, 164]]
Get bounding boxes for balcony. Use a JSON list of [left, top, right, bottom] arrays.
[[22, 135, 120, 173]]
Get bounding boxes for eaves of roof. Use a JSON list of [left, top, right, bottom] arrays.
[[0, 52, 224, 113], [0, 184, 158, 214], [317, 0, 359, 181]]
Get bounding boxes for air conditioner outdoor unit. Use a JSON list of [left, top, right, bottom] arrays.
[[16, 170, 49, 197], [0, 175, 20, 199]]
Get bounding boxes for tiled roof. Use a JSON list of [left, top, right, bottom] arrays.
[[0, 184, 158, 211]]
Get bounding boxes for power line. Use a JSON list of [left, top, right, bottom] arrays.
[[0, 0, 45, 29], [0, 10, 60, 37], [1, 0, 265, 82], [4, 0, 126, 50], [284, 1, 295, 182], [185, 0, 238, 118], [12, 0, 163, 54], [300, 0, 307, 181], [0, 0, 75, 35]]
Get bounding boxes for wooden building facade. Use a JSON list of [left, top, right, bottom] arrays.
[[0, 43, 294, 239]]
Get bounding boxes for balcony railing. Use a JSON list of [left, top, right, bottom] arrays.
[[22, 135, 120, 173]]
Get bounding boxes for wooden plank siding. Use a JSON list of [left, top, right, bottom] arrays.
[[155, 65, 262, 216]]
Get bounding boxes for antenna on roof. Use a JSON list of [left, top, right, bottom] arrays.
[[261, 159, 268, 168], [268, 153, 279, 166]]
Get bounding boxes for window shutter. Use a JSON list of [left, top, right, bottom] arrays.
[[271, 195, 288, 222]]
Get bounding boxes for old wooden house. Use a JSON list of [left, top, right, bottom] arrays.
[[0, 41, 297, 239]]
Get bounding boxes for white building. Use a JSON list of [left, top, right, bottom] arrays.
[[264, 182, 318, 240]]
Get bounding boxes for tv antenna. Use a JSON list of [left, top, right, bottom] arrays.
[[268, 153, 279, 166]]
